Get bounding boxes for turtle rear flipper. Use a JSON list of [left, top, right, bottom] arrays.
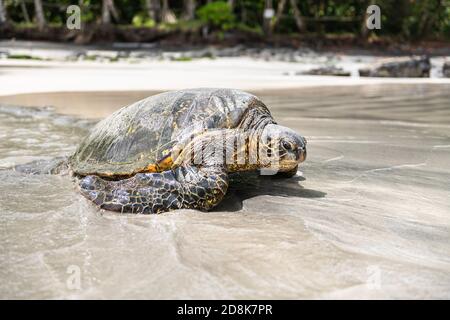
[[13, 157, 69, 175], [79, 166, 229, 214]]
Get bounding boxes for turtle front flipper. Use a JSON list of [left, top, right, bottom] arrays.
[[274, 165, 299, 178], [78, 166, 229, 214]]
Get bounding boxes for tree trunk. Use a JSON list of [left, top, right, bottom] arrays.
[[161, 0, 168, 17], [145, 0, 153, 19], [20, 0, 31, 23], [33, 0, 46, 30], [228, 0, 234, 10], [272, 0, 287, 31], [417, 0, 437, 39], [160, 0, 175, 23], [241, 5, 247, 25], [360, 0, 372, 39], [102, 0, 111, 24], [146, 0, 161, 22], [108, 0, 119, 22], [263, 0, 273, 37], [289, 0, 305, 32], [0, 0, 7, 26], [183, 0, 196, 21], [102, 0, 119, 25]]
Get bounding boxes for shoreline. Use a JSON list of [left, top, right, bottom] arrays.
[[1, 40, 449, 99], [1, 58, 450, 98], [1, 83, 449, 120]]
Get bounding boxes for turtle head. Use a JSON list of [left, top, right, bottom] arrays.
[[259, 124, 307, 172]]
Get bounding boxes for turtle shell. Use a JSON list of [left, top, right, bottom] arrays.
[[70, 88, 273, 177]]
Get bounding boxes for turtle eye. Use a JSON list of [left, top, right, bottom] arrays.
[[282, 140, 292, 151]]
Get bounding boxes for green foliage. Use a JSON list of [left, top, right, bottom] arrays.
[[442, 6, 450, 38], [235, 0, 265, 28], [132, 14, 156, 28], [12, 22, 36, 28], [79, 0, 96, 24], [7, 54, 42, 60], [377, 0, 449, 39], [196, 1, 235, 31], [171, 56, 193, 62], [83, 55, 98, 61], [115, 0, 146, 24], [156, 19, 202, 33], [235, 23, 263, 36], [1, 0, 449, 40]]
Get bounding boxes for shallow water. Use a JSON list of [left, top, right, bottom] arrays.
[[0, 84, 449, 299]]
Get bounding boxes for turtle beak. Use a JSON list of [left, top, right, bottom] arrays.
[[296, 137, 307, 163], [297, 147, 306, 163], [300, 149, 307, 162]]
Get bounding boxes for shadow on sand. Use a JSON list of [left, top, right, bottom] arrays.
[[214, 172, 326, 212]]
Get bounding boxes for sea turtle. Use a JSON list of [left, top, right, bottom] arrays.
[[20, 88, 307, 214]]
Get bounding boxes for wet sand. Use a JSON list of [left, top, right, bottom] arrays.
[[1, 58, 450, 99], [0, 84, 450, 299], [1, 84, 450, 122], [0, 91, 157, 119]]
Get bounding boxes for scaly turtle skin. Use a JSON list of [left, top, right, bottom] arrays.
[[69, 88, 306, 214]]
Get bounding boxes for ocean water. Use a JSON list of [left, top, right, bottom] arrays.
[[0, 84, 449, 299]]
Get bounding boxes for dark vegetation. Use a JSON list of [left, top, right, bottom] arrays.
[[0, 1, 449, 48]]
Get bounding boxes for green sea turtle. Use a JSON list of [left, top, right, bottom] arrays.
[[20, 88, 307, 214]]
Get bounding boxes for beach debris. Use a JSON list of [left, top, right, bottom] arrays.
[[443, 61, 450, 78], [297, 66, 351, 76], [359, 56, 431, 78]]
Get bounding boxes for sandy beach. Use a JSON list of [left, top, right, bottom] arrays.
[[1, 41, 449, 299], [1, 40, 449, 100], [1, 83, 450, 299]]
